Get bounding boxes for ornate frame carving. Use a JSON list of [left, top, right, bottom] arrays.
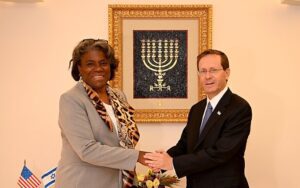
[[108, 4, 212, 122]]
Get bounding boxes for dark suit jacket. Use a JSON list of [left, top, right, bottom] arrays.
[[168, 89, 252, 188]]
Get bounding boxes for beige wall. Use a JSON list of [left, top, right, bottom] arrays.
[[1, 0, 300, 187]]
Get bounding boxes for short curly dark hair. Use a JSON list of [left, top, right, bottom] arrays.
[[69, 39, 119, 81]]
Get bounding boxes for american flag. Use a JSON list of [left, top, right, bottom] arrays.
[[17, 165, 41, 188]]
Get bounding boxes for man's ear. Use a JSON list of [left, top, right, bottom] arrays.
[[225, 68, 230, 81]]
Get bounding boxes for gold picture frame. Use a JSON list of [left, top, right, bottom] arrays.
[[108, 4, 212, 122]]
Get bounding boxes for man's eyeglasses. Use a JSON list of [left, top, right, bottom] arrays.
[[198, 68, 224, 76]]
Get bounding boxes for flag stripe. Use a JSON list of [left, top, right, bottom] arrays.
[[45, 180, 55, 188], [20, 177, 32, 188], [26, 179, 36, 188], [30, 175, 41, 185], [41, 167, 57, 178], [18, 179, 30, 188], [17, 182, 23, 188]]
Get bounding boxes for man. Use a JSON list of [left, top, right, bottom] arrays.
[[145, 49, 252, 188]]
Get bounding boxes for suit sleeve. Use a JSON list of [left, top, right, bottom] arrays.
[[167, 120, 189, 157], [172, 100, 252, 178], [59, 93, 139, 171]]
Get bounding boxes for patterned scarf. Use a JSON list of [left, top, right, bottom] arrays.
[[80, 80, 139, 188]]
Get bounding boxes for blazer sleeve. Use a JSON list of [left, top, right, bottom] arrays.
[[59, 93, 139, 171], [172, 99, 252, 178]]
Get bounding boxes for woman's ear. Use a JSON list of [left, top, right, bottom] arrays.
[[77, 64, 81, 74]]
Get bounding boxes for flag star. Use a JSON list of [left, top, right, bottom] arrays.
[[51, 173, 55, 179]]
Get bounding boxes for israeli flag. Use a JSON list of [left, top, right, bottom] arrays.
[[41, 167, 57, 188]]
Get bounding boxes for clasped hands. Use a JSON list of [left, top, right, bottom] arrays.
[[138, 150, 173, 172]]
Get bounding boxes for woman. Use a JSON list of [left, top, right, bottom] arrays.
[[55, 39, 146, 188]]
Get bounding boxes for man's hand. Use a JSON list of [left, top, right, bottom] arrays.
[[144, 150, 173, 171]]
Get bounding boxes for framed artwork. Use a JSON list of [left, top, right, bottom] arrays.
[[108, 4, 212, 122]]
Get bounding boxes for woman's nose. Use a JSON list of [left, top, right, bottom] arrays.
[[94, 63, 104, 71]]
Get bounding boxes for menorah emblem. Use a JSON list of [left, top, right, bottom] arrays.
[[141, 39, 179, 91]]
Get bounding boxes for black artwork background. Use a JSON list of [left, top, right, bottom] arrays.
[[133, 30, 188, 98]]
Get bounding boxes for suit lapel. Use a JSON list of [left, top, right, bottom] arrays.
[[189, 101, 206, 149], [193, 89, 232, 150]]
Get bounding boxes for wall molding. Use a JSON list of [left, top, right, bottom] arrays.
[[282, 0, 300, 5], [0, 0, 43, 3]]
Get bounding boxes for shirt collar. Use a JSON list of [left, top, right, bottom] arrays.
[[206, 86, 228, 109]]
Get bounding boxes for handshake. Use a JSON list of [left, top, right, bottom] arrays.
[[138, 150, 174, 172]]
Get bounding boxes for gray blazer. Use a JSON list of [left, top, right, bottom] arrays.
[[55, 83, 139, 188]]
